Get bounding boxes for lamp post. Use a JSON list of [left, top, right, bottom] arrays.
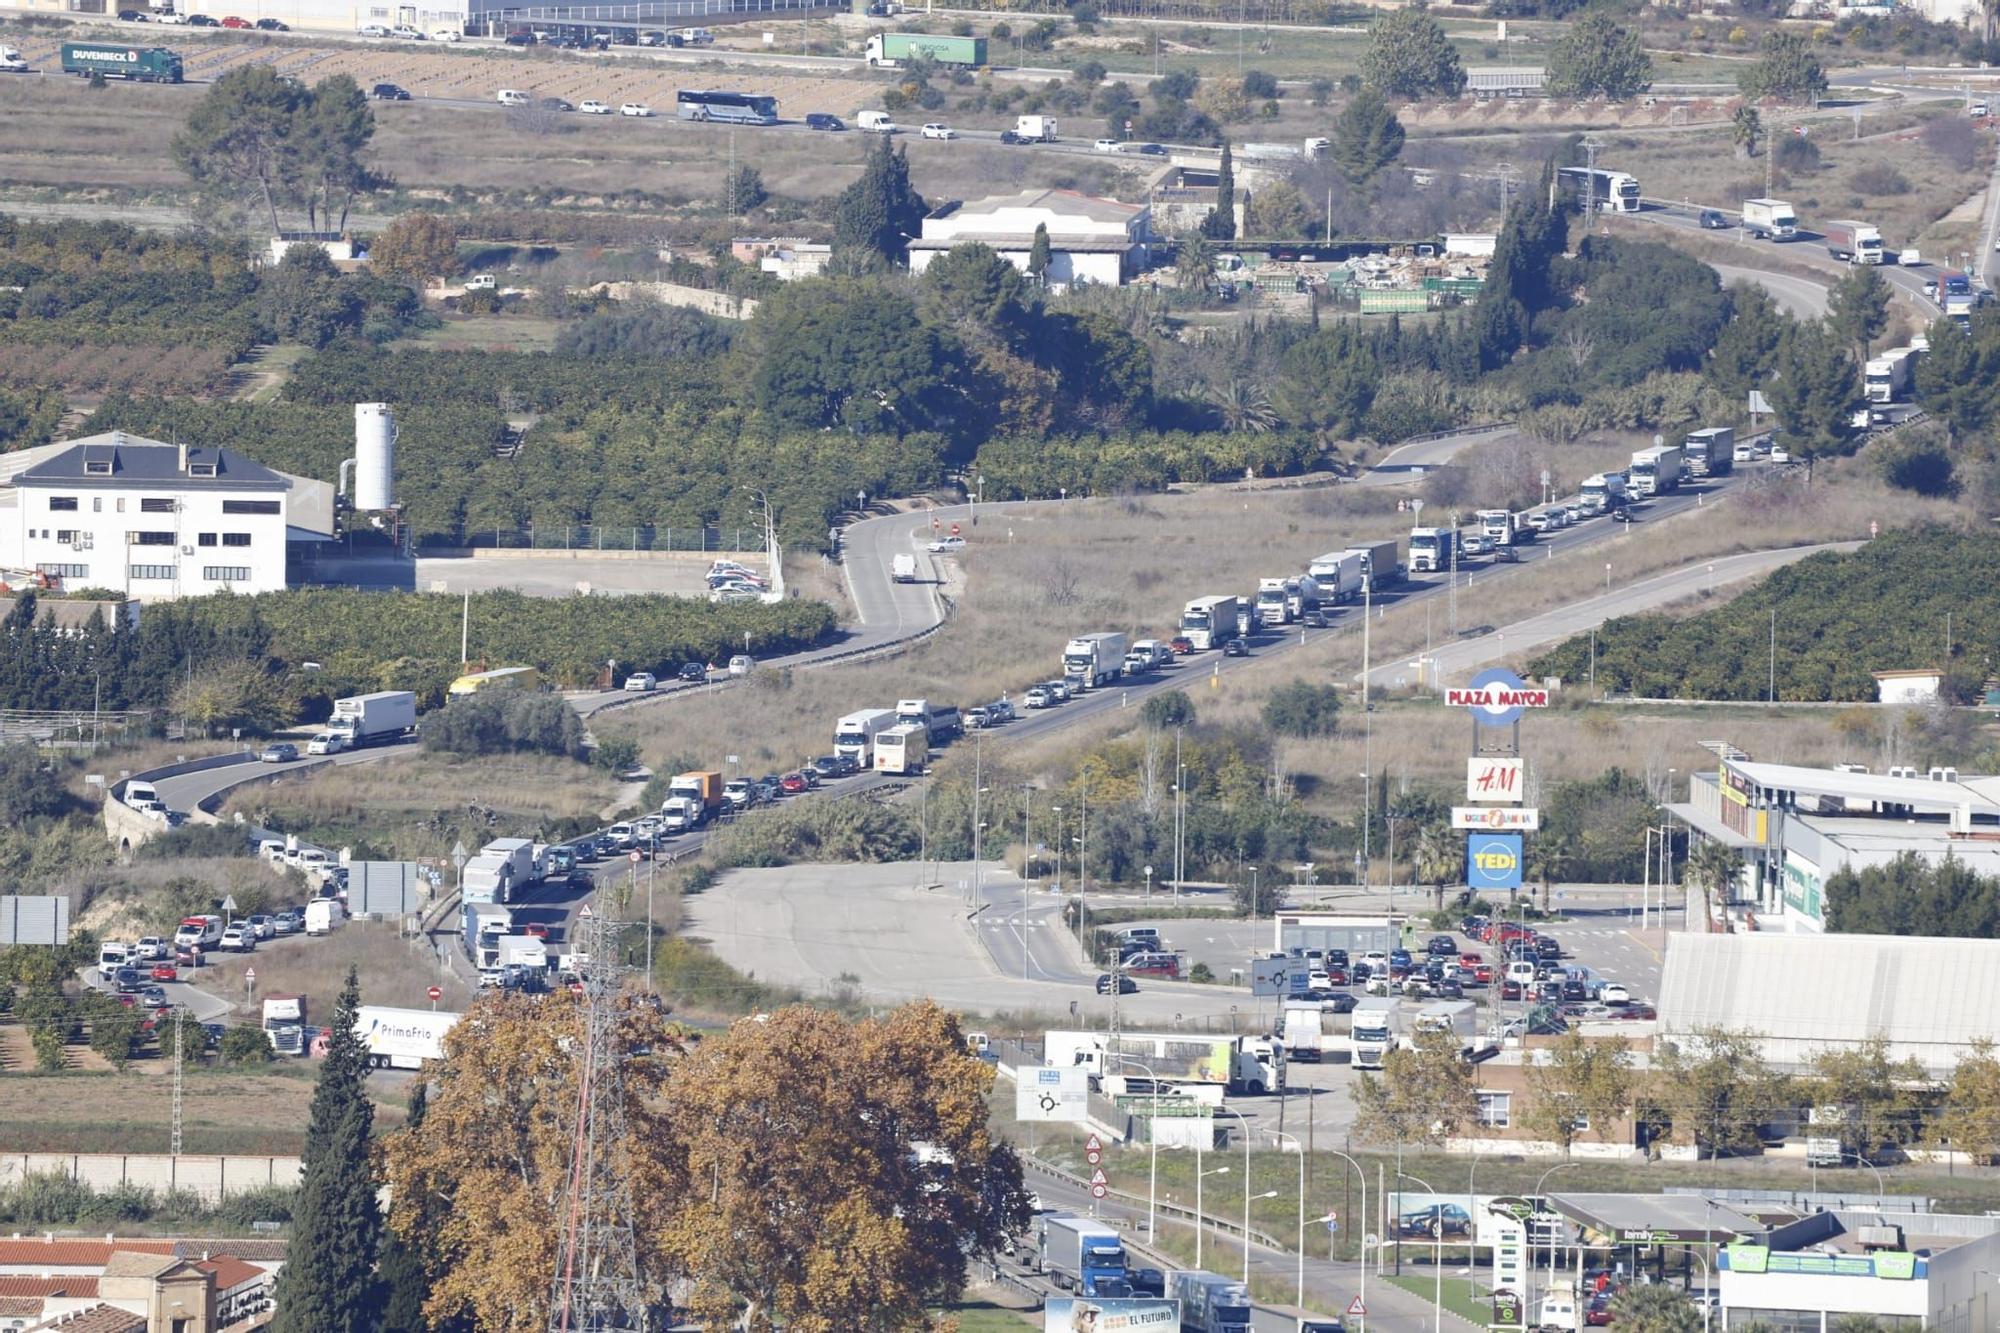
[[1022, 784, 1035, 981], [1534, 1160, 1587, 1309], [1270, 1130, 1309, 1312], [1215, 1105, 1255, 1283], [1196, 1163, 1230, 1269], [1811, 1149, 1886, 1197], [1051, 805, 1063, 897], [1111, 1055, 1162, 1241], [1398, 1170, 1446, 1333]]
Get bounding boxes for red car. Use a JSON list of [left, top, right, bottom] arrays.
[[779, 771, 808, 794], [219, 14, 250, 25], [114, 992, 139, 1008], [1500, 979, 1523, 1001], [150, 963, 178, 982], [1325, 966, 1348, 986], [1473, 963, 1495, 984], [1168, 636, 1194, 655], [1458, 951, 1483, 969], [520, 923, 551, 939]]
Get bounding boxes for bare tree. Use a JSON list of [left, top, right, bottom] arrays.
[[1040, 554, 1082, 606], [1561, 327, 1596, 370]]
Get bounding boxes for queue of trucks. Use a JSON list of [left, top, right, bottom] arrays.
[[1037, 1213, 1255, 1333], [1043, 1029, 1286, 1099], [1348, 996, 1483, 1069]]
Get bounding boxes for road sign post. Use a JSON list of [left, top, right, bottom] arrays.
[[244, 965, 256, 1004], [428, 984, 442, 1010]]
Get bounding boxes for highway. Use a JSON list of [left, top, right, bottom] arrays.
[[1709, 262, 1828, 320], [1353, 424, 1518, 488]]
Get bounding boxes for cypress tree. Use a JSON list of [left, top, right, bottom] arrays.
[[271, 967, 382, 1332], [1205, 141, 1237, 240], [1027, 223, 1051, 280]]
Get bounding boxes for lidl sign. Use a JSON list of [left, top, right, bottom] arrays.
[[1446, 668, 1550, 726]]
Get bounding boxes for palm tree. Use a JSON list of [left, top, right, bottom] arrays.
[[1412, 822, 1459, 910], [1608, 1283, 1703, 1333], [1684, 840, 1741, 933], [1208, 379, 1279, 434], [1731, 103, 1761, 159]]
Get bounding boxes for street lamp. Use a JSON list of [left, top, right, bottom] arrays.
[[1270, 1131, 1309, 1312], [1195, 1164, 1230, 1269], [1110, 1055, 1162, 1241], [1214, 1105, 1255, 1282], [1535, 1160, 1588, 1308], [1398, 1170, 1446, 1333]]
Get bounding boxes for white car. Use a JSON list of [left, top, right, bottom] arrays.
[[921, 123, 956, 140], [357, 22, 389, 36], [219, 924, 254, 952], [154, 10, 189, 21], [728, 654, 753, 676], [307, 732, 346, 755], [135, 937, 168, 961], [620, 102, 654, 117], [1770, 445, 1792, 463], [679, 26, 714, 43], [578, 100, 612, 115], [430, 27, 462, 40], [928, 535, 965, 554], [465, 273, 497, 290], [1094, 137, 1122, 152], [1601, 983, 1631, 1004], [623, 672, 657, 692]]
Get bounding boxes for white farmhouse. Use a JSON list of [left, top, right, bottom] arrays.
[[907, 188, 1153, 289]]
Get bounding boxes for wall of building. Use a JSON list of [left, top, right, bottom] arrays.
[[11, 481, 289, 600], [0, 1154, 302, 1202]]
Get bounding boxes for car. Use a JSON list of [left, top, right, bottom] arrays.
[[118, 9, 149, 18], [1095, 973, 1138, 995], [779, 771, 809, 795], [150, 962, 179, 982], [1025, 685, 1054, 709], [174, 946, 201, 968], [1398, 1203, 1472, 1238], [677, 662, 707, 684], [1610, 507, 1636, 523], [987, 699, 1015, 725], [220, 15, 250, 27], [729, 654, 754, 676], [306, 732, 346, 757], [998, 129, 1031, 145], [110, 966, 143, 993], [220, 924, 253, 952], [154, 10, 188, 20], [1697, 208, 1729, 229], [504, 30, 536, 44], [185, 12, 216, 23], [1770, 445, 1792, 463], [273, 910, 302, 935], [809, 755, 844, 780], [927, 535, 965, 554], [374, 82, 414, 101], [806, 112, 846, 131], [247, 914, 275, 939], [754, 775, 782, 803], [538, 97, 574, 112], [140, 985, 170, 1010], [1223, 638, 1248, 657], [1128, 1267, 1167, 1298], [620, 102, 654, 117], [1501, 978, 1524, 1001], [1535, 937, 1562, 960], [578, 99, 612, 115], [1427, 934, 1457, 956], [964, 706, 992, 730], [623, 671, 657, 692], [260, 742, 299, 763], [1168, 636, 1194, 655], [1094, 137, 1122, 152], [391, 23, 425, 38], [1601, 983, 1631, 1004], [1561, 979, 1588, 1003], [1388, 948, 1412, 969], [1135, 142, 1169, 155], [357, 22, 390, 35]]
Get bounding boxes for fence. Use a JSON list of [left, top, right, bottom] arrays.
[[424, 525, 761, 554], [0, 708, 150, 747]]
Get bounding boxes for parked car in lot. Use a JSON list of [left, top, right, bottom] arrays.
[[623, 671, 656, 692], [260, 742, 298, 763], [504, 30, 536, 44]]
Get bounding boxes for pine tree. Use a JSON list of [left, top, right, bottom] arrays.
[[1204, 141, 1237, 240], [1027, 222, 1051, 281], [833, 139, 927, 262], [271, 967, 383, 1332]]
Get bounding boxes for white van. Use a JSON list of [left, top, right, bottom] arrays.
[[679, 26, 714, 43], [857, 110, 898, 134], [1506, 960, 1538, 988], [123, 780, 161, 812], [497, 89, 530, 106]]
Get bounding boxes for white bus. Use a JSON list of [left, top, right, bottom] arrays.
[[1558, 166, 1642, 213]]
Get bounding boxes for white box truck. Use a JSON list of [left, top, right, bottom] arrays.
[[1628, 443, 1684, 498], [1279, 999, 1348, 1062], [1683, 427, 1734, 478], [1015, 114, 1058, 141], [1346, 539, 1402, 593], [355, 1005, 461, 1070], [1823, 219, 1884, 264], [1579, 473, 1628, 514], [1041, 1215, 1127, 1295], [1741, 197, 1798, 241], [833, 708, 898, 766], [1408, 527, 1457, 573], [1866, 346, 1918, 403], [1254, 578, 1292, 626], [463, 837, 539, 905], [1062, 632, 1128, 688], [1179, 596, 1238, 650], [326, 690, 417, 748], [1414, 998, 1482, 1057], [1307, 550, 1364, 601]]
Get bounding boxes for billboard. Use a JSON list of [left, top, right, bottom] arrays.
[[1466, 757, 1525, 804], [1043, 1298, 1179, 1332], [1452, 805, 1540, 831], [1446, 667, 1550, 726], [1251, 955, 1311, 997], [1046, 1032, 1236, 1085], [0, 895, 68, 946], [350, 861, 425, 916], [1015, 1065, 1090, 1123], [1466, 834, 1524, 891]]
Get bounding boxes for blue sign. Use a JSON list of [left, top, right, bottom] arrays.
[[1467, 833, 1524, 891]]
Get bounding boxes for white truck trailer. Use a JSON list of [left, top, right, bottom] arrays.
[[326, 690, 417, 747], [833, 708, 899, 766], [1408, 527, 1456, 573], [1741, 197, 1798, 240], [1628, 443, 1684, 498], [355, 1005, 461, 1070], [1307, 550, 1364, 601], [1579, 473, 1628, 513], [1178, 596, 1238, 650], [1062, 632, 1128, 688]]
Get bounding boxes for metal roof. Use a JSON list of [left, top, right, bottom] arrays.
[[1729, 759, 2000, 818], [13, 433, 287, 490], [1659, 933, 2000, 1073], [1549, 1193, 1766, 1242]]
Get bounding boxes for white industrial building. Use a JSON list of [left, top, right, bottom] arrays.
[[907, 188, 1153, 289], [1668, 747, 2000, 932], [1659, 932, 2000, 1078], [1873, 668, 1946, 705], [0, 431, 339, 602]]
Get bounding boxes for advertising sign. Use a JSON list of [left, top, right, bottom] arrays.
[[1466, 758, 1525, 804], [1452, 805, 1540, 831], [0, 895, 69, 946], [1466, 833, 1524, 891], [1446, 667, 1550, 726], [1014, 1065, 1089, 1123], [1252, 955, 1310, 997], [1043, 1298, 1179, 1331]]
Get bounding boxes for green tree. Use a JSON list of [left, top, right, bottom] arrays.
[[1608, 1284, 1704, 1333], [1875, 429, 1959, 498], [272, 967, 383, 1332], [1738, 30, 1829, 104], [1274, 326, 1378, 440], [1261, 681, 1341, 737], [1545, 13, 1653, 100], [922, 241, 1035, 344], [1175, 232, 1216, 291], [257, 246, 363, 349], [1683, 839, 1741, 927], [1648, 1027, 1790, 1157], [1523, 1030, 1635, 1155], [833, 139, 927, 262], [1413, 822, 1460, 909], [174, 64, 309, 233], [1246, 180, 1315, 239], [171, 657, 297, 736], [1732, 103, 1763, 158], [1331, 87, 1405, 189], [1027, 222, 1051, 281], [221, 1024, 274, 1065], [367, 212, 459, 286], [751, 277, 966, 435], [1766, 319, 1858, 458], [1351, 1026, 1477, 1146], [1204, 142, 1238, 240], [1829, 264, 1891, 367], [1803, 1038, 1927, 1160], [1913, 315, 1999, 445], [721, 163, 768, 214], [1140, 689, 1197, 729], [1363, 6, 1467, 99], [1705, 282, 1792, 403], [293, 74, 376, 232], [1939, 1038, 2000, 1164]]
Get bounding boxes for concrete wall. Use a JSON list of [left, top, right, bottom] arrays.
[[103, 751, 253, 849], [586, 281, 758, 320], [0, 1153, 301, 1202]]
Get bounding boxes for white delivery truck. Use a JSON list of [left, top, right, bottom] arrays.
[[1062, 632, 1128, 689], [1413, 998, 1482, 1057], [326, 690, 417, 747], [833, 708, 898, 767], [462, 837, 539, 905], [304, 898, 344, 935], [1628, 443, 1684, 498], [1476, 509, 1533, 549], [1179, 595, 1238, 650], [1741, 197, 1798, 241], [1307, 550, 1364, 601], [1254, 578, 1292, 626], [891, 552, 918, 583], [1278, 999, 1348, 1062], [1015, 114, 1058, 141], [1349, 996, 1413, 1069], [355, 1006, 461, 1070]]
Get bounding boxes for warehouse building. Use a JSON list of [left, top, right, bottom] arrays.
[[907, 188, 1153, 289], [1658, 932, 2000, 1079]]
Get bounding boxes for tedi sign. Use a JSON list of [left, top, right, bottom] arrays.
[[1446, 667, 1550, 727]]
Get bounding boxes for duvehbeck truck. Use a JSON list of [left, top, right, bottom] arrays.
[[1866, 346, 1919, 403], [864, 32, 986, 67], [1408, 526, 1456, 573], [895, 698, 962, 745], [1682, 427, 1734, 478], [1179, 595, 1238, 650], [1174, 1270, 1254, 1333], [1062, 632, 1128, 688], [1628, 443, 1684, 498], [833, 708, 899, 766], [1041, 1216, 1129, 1295], [873, 723, 929, 775], [61, 41, 183, 82], [1822, 219, 1885, 264], [1014, 114, 1058, 141], [1579, 473, 1628, 514], [1307, 550, 1364, 601], [326, 690, 417, 747], [1346, 539, 1401, 594], [1741, 197, 1798, 241], [355, 1005, 461, 1070], [1349, 996, 1413, 1069], [262, 994, 306, 1055]]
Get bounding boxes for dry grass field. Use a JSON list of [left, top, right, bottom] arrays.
[[189, 917, 472, 1013]]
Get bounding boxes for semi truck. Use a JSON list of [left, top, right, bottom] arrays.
[[355, 1005, 461, 1070], [1476, 509, 1534, 548], [1349, 996, 1413, 1069], [833, 708, 899, 766], [1347, 539, 1402, 594], [1306, 550, 1364, 601], [1408, 526, 1456, 573], [326, 690, 417, 747], [663, 770, 725, 832], [1254, 578, 1292, 626], [60, 41, 182, 82], [1062, 632, 1129, 688], [262, 994, 306, 1055], [462, 837, 539, 905], [1041, 1216, 1128, 1295], [863, 32, 986, 67], [1043, 1031, 1284, 1097], [1173, 1270, 1254, 1333], [1285, 575, 1323, 619], [1866, 346, 1919, 403], [1179, 595, 1238, 650], [1579, 473, 1628, 514], [462, 905, 512, 968], [1627, 443, 1683, 498], [1822, 219, 1884, 264], [873, 723, 929, 775], [1682, 427, 1734, 478], [1278, 998, 1349, 1062], [1741, 197, 1798, 241], [1414, 999, 1482, 1057], [895, 698, 963, 745]]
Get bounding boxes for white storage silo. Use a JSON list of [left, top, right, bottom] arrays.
[[354, 403, 396, 511]]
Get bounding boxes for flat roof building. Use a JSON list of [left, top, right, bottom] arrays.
[[908, 188, 1153, 290]]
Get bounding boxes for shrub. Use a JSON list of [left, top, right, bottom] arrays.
[[1140, 689, 1198, 729], [220, 1025, 274, 1065], [1774, 134, 1822, 174], [424, 691, 586, 762], [1262, 681, 1342, 737], [1923, 114, 1979, 171], [1849, 163, 1910, 195], [136, 823, 253, 860], [1241, 69, 1280, 99], [1876, 432, 1959, 497]]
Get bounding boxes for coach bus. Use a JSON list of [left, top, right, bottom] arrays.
[[676, 89, 779, 125]]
